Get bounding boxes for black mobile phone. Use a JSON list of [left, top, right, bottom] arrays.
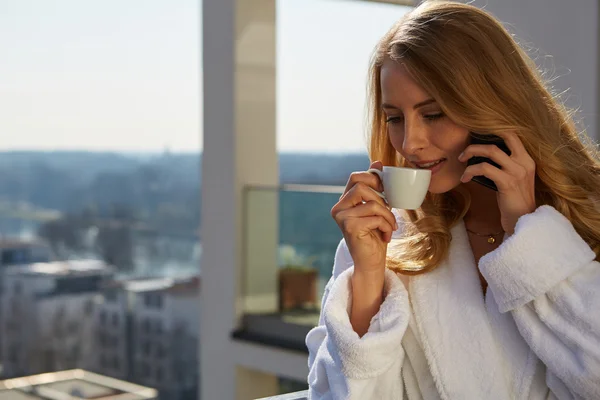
[[467, 132, 511, 191]]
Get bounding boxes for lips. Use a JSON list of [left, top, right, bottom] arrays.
[[414, 158, 446, 169]]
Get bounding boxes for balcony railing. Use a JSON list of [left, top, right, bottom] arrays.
[[256, 390, 309, 400], [233, 184, 344, 352]]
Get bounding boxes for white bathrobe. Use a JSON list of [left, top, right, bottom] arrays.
[[306, 205, 600, 399]]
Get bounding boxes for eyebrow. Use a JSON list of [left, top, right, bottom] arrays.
[[381, 98, 437, 111]]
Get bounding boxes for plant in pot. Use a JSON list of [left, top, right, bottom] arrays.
[[278, 245, 318, 312]]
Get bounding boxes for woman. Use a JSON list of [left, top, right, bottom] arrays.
[[306, 1, 600, 399]]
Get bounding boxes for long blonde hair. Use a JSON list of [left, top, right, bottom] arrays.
[[367, 1, 600, 274]]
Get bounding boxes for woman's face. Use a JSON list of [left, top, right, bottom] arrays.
[[380, 59, 470, 194]]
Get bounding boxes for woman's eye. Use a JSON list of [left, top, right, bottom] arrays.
[[385, 116, 403, 124], [424, 113, 444, 122]]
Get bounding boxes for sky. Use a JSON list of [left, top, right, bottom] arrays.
[[0, 0, 409, 153]]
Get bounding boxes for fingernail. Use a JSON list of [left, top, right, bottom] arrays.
[[458, 152, 465, 161]]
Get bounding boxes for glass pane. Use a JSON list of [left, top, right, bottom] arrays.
[[0, 1, 200, 399], [241, 184, 344, 348]]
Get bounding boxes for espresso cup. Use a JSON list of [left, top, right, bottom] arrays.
[[367, 166, 431, 210]]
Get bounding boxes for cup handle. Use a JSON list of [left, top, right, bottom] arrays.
[[366, 168, 387, 202]]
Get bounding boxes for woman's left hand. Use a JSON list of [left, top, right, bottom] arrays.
[[458, 131, 537, 236]]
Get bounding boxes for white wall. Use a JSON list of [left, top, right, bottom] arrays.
[[169, 293, 199, 335], [0, 274, 53, 376], [200, 0, 282, 399], [93, 290, 130, 380], [130, 290, 166, 388], [466, 0, 599, 141], [37, 293, 98, 372]]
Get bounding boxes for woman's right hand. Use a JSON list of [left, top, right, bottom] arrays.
[[331, 160, 398, 275]]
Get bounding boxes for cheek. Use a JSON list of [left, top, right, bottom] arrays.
[[431, 131, 467, 154], [388, 131, 405, 156], [447, 157, 468, 176]]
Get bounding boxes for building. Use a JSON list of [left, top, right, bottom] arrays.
[[127, 276, 200, 400], [0, 238, 54, 363], [200, 0, 600, 398], [0, 369, 157, 399], [0, 257, 199, 399], [92, 282, 131, 382], [91, 275, 200, 400], [0, 260, 113, 378], [0, 239, 52, 268]]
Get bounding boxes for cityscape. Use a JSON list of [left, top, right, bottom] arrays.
[[0, 150, 367, 399]]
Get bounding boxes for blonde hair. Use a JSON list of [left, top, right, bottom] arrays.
[[367, 1, 600, 274]]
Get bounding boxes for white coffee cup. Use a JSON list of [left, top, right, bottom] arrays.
[[367, 166, 431, 210]]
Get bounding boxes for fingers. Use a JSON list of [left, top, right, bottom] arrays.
[[343, 161, 384, 197], [475, 131, 536, 173], [460, 161, 515, 190], [495, 131, 537, 173], [333, 200, 397, 243], [459, 143, 528, 179], [335, 180, 389, 212], [335, 200, 397, 233], [459, 132, 537, 190], [369, 160, 383, 170], [459, 144, 512, 168], [493, 130, 526, 159], [337, 212, 395, 243]]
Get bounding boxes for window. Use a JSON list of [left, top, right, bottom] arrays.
[[141, 318, 150, 332], [142, 341, 151, 356], [141, 362, 151, 379], [144, 293, 164, 309], [1, 0, 200, 386], [154, 319, 163, 335], [156, 343, 165, 359], [105, 290, 118, 303], [2, 249, 26, 266], [98, 331, 108, 348]]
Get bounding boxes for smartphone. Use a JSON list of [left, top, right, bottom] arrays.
[[467, 132, 511, 191]]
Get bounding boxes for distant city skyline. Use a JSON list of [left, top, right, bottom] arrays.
[[0, 0, 409, 153]]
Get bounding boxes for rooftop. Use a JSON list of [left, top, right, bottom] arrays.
[[0, 238, 49, 250], [165, 275, 200, 295], [4, 260, 113, 277], [111, 275, 200, 295], [0, 369, 157, 399], [123, 277, 175, 293]]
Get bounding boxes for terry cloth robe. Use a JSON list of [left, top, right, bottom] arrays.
[[306, 205, 600, 399]]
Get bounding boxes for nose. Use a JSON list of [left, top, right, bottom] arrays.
[[402, 121, 429, 155]]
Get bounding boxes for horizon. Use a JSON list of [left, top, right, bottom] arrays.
[[0, 148, 369, 155]]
